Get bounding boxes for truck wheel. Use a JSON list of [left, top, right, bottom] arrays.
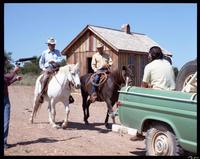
[[175, 59, 197, 91], [145, 124, 182, 156]]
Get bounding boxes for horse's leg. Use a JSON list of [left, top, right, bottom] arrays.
[[105, 100, 116, 128], [48, 99, 60, 128], [85, 99, 92, 124], [61, 100, 70, 129], [104, 110, 109, 126], [81, 89, 90, 124]]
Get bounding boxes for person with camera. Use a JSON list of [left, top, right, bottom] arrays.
[[4, 56, 22, 149]]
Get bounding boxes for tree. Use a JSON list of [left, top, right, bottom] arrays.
[[20, 56, 41, 75], [4, 50, 15, 73]]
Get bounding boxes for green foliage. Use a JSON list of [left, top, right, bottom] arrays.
[[4, 52, 67, 85], [4, 51, 15, 73], [20, 56, 41, 75]]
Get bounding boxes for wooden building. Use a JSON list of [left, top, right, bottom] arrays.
[[61, 24, 172, 86]]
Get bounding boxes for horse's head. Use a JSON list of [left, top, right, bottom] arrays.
[[67, 63, 81, 89], [121, 65, 135, 86]]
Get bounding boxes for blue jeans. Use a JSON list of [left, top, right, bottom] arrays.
[[91, 74, 100, 93], [4, 96, 10, 147], [91, 68, 107, 93]]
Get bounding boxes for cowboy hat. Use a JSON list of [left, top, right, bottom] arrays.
[[46, 37, 56, 45]]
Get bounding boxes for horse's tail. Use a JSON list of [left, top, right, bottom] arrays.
[[32, 74, 43, 117], [32, 95, 43, 117]]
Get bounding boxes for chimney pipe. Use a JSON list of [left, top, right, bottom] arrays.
[[121, 24, 131, 34]]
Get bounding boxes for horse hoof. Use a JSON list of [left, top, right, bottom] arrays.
[[84, 121, 89, 125], [62, 123, 68, 129], [52, 124, 61, 129], [105, 123, 111, 129], [29, 118, 33, 124]]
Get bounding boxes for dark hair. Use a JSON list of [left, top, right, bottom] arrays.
[[149, 46, 163, 60]]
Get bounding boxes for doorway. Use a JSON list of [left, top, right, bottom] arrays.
[[87, 57, 94, 73]]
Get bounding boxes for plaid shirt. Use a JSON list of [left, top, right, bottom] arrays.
[[4, 71, 17, 96]]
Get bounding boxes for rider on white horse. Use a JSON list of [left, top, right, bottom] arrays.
[[38, 37, 73, 103]]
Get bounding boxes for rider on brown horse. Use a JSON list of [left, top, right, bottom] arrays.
[[90, 43, 113, 103]]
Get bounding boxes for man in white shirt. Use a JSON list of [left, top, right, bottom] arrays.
[[38, 37, 63, 103], [90, 43, 113, 102], [141, 46, 175, 90]]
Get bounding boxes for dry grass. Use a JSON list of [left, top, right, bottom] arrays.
[[14, 74, 38, 86]]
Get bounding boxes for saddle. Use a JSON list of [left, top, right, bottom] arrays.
[[39, 67, 59, 96], [39, 73, 54, 95]]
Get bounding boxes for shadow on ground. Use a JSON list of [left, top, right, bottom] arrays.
[[31, 121, 112, 133], [130, 147, 146, 156], [6, 136, 81, 149]]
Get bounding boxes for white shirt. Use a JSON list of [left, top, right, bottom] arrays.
[[91, 52, 113, 72], [39, 49, 63, 70], [142, 59, 175, 90]]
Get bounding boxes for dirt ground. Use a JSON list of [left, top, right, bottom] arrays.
[[4, 85, 145, 156]]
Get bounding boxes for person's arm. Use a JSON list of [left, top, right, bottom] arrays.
[[4, 66, 22, 85], [141, 65, 151, 88], [39, 52, 46, 70], [4, 72, 17, 86], [53, 50, 63, 64], [91, 55, 97, 72], [102, 54, 112, 69]]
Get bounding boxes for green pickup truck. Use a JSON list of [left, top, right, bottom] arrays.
[[117, 60, 197, 156]]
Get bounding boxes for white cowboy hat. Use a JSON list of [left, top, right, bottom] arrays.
[[46, 37, 56, 45]]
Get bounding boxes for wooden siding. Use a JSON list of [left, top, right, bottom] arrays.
[[66, 31, 118, 76], [118, 52, 148, 86], [65, 30, 148, 84]]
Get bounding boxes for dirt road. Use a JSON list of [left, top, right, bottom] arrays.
[[4, 86, 145, 156]]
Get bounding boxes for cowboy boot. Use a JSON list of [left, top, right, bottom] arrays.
[[38, 74, 49, 103]]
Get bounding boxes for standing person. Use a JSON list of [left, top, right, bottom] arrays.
[[4, 56, 22, 149], [130, 46, 175, 142], [90, 43, 113, 102], [141, 46, 175, 90], [38, 37, 74, 103]]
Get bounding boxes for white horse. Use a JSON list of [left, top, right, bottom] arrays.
[[30, 63, 81, 129]]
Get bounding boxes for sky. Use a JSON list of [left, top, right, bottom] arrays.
[[4, 3, 197, 69]]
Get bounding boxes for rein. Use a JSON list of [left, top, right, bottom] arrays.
[[53, 71, 72, 90], [53, 72, 62, 86]]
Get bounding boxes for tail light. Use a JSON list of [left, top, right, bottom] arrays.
[[116, 101, 123, 107]]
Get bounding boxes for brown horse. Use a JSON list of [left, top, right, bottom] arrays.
[[80, 65, 134, 128]]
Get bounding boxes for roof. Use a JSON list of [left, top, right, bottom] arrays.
[[62, 25, 172, 56]]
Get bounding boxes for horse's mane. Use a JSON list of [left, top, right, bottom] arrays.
[[59, 63, 79, 75], [59, 65, 70, 74], [110, 69, 124, 84]]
